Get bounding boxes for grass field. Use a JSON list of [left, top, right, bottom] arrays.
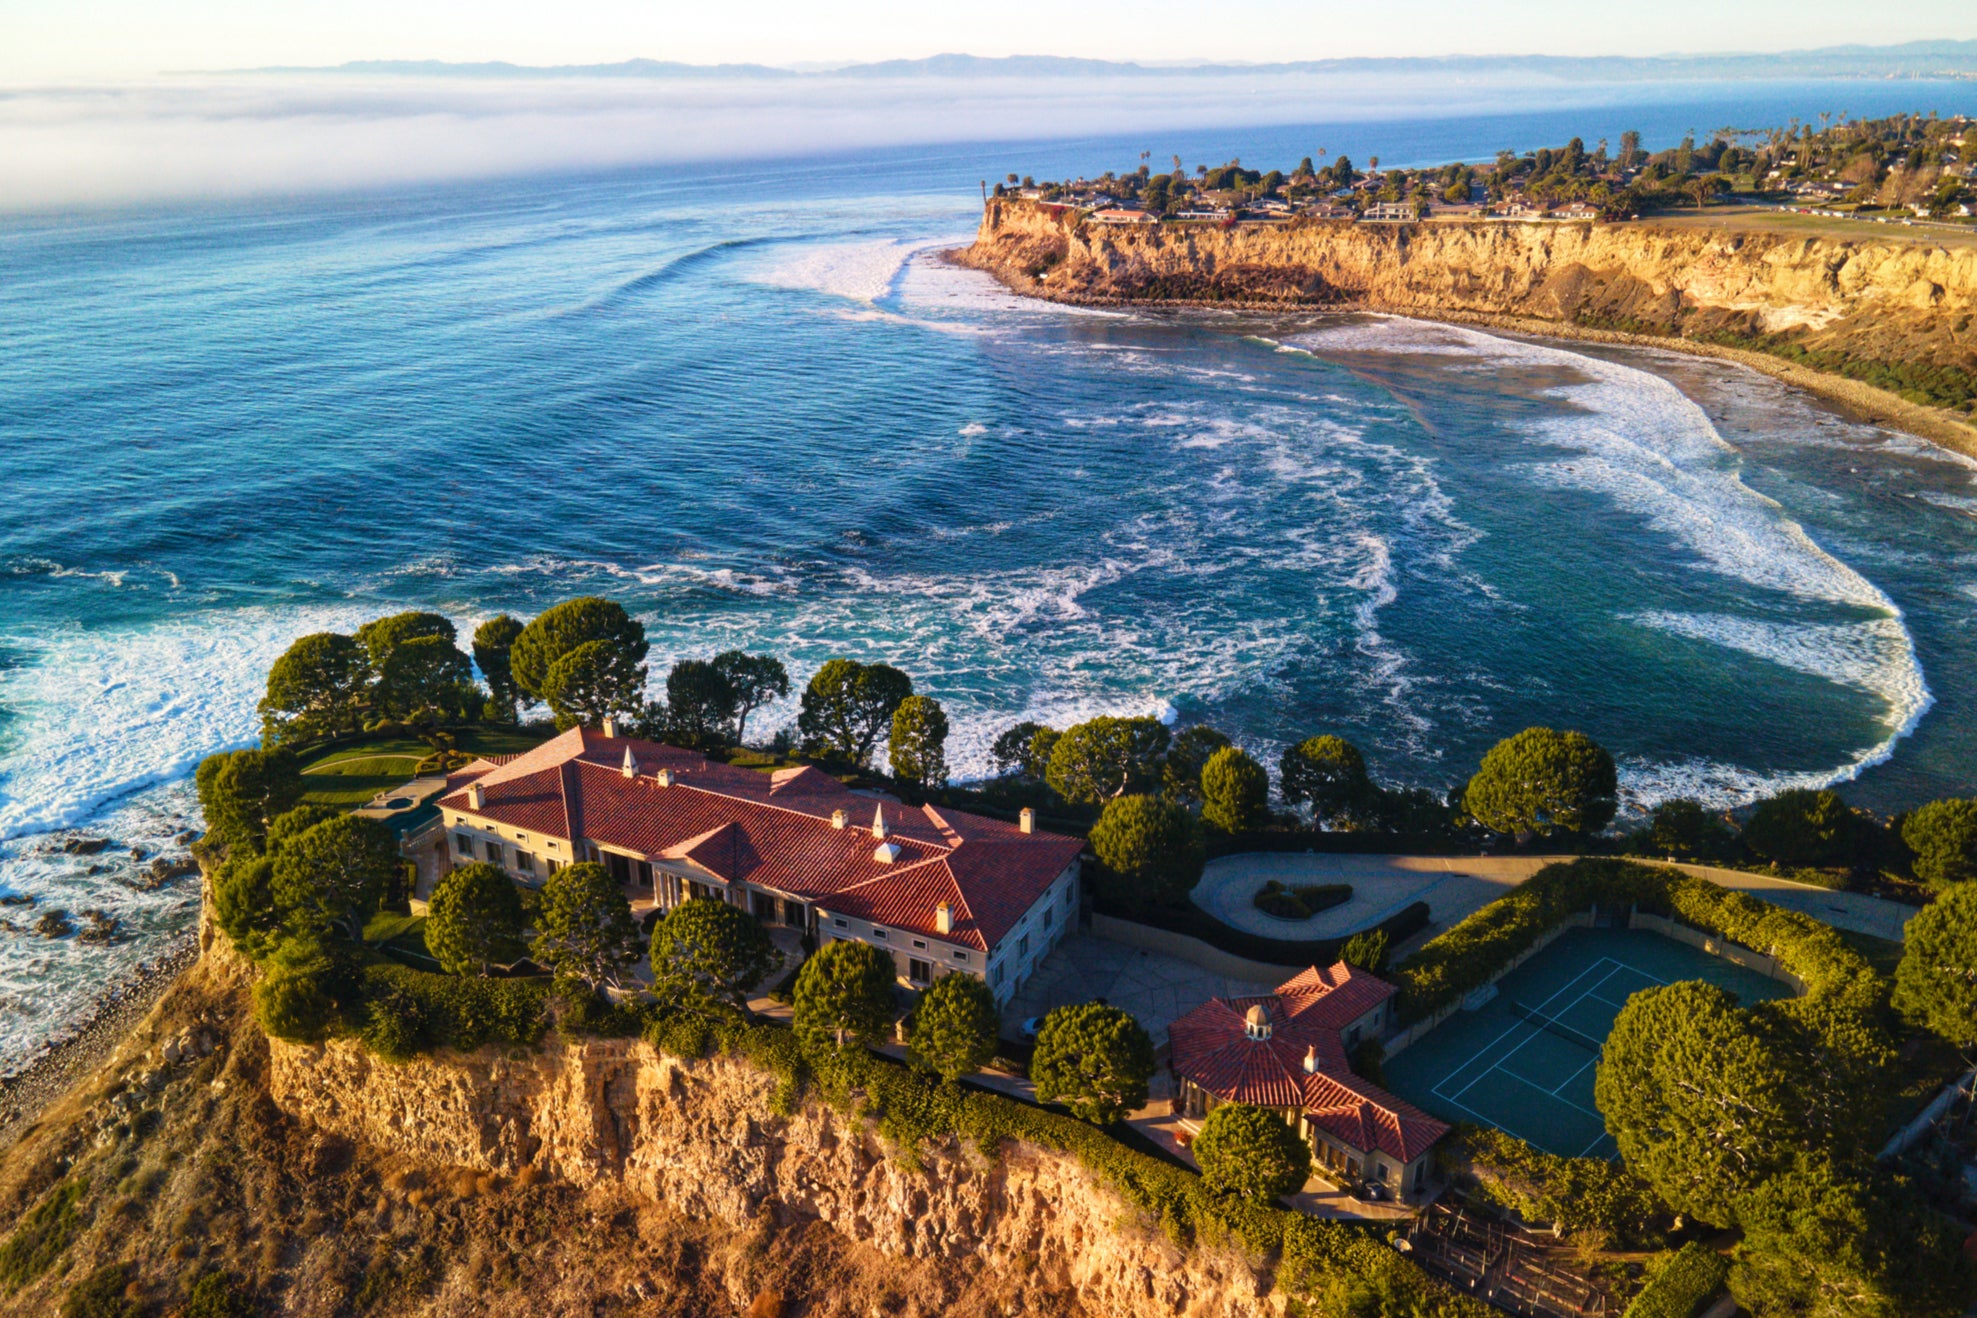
[[297, 727, 551, 807]]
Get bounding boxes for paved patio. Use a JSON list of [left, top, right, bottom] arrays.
[[1002, 933, 1278, 1049]]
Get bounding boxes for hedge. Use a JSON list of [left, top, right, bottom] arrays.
[[1393, 858, 1881, 1021], [1445, 1126, 1667, 1249], [635, 1008, 1490, 1316], [1623, 1241, 1729, 1318], [359, 961, 551, 1056], [1102, 893, 1432, 968]]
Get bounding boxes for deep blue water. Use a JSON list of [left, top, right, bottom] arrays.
[[4, 79, 1977, 1069]]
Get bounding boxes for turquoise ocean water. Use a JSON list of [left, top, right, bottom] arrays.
[[4, 82, 1977, 1070]]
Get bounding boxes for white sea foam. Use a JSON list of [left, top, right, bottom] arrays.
[[1293, 316, 1936, 804]]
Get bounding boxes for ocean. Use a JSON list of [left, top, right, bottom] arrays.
[[4, 79, 1977, 1073]]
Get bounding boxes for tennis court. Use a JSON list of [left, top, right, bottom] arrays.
[[1383, 927, 1792, 1158]]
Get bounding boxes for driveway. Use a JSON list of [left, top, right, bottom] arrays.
[[1002, 933, 1277, 1049]]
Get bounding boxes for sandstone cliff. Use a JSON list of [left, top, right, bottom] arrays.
[[267, 1036, 1281, 1318], [959, 200, 1977, 452]]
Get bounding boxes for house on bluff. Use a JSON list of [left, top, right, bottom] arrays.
[[1169, 963, 1448, 1201], [424, 724, 1084, 1003]]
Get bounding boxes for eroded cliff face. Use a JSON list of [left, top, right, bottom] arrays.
[[960, 200, 1977, 375], [268, 1036, 1283, 1318]]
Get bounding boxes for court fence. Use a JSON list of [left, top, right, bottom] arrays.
[[1383, 904, 1806, 1059], [1383, 912, 1596, 1059]]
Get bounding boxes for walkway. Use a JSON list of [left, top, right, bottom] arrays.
[[1195, 852, 1917, 947], [1002, 933, 1277, 1049]]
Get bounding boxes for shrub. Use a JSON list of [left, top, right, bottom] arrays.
[[1624, 1242, 1728, 1318], [1448, 1126, 1667, 1249], [61, 1263, 136, 1318], [1340, 928, 1389, 973], [253, 937, 360, 1043], [359, 962, 549, 1052], [184, 1271, 252, 1318], [1252, 881, 1352, 920], [1742, 788, 1861, 871], [1192, 1103, 1312, 1202], [0, 1177, 88, 1290]]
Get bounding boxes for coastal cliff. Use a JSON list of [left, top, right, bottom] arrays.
[[959, 199, 1977, 452], [266, 1036, 1280, 1318]]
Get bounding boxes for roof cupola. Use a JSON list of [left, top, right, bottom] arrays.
[[1244, 1004, 1273, 1041]]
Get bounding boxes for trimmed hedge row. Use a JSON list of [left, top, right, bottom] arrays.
[[636, 1008, 1490, 1316], [359, 961, 551, 1058], [1105, 893, 1432, 968], [1623, 1241, 1729, 1318], [1393, 858, 1880, 1022]]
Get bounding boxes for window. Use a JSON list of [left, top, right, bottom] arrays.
[[454, 834, 474, 857], [517, 833, 529, 843], [1017, 934, 1029, 958], [517, 852, 536, 874], [950, 950, 968, 963], [833, 918, 847, 929], [911, 939, 926, 950], [484, 840, 503, 865], [1373, 1162, 1390, 1185], [908, 958, 932, 985], [870, 927, 888, 941], [546, 859, 560, 875], [1042, 907, 1053, 930], [992, 961, 1004, 986], [547, 840, 561, 850]]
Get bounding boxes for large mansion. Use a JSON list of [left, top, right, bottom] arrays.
[[1169, 964, 1449, 1201], [424, 725, 1085, 1002]]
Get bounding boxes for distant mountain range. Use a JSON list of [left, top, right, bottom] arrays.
[[235, 41, 1977, 82]]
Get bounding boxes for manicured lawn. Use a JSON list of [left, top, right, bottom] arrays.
[[296, 727, 554, 806], [364, 910, 442, 969]]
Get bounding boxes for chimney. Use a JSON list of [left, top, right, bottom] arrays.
[[831, 809, 848, 830], [467, 782, 485, 810], [621, 747, 637, 779], [871, 804, 889, 840], [602, 716, 618, 738], [1019, 807, 1036, 834], [656, 768, 675, 787], [935, 901, 954, 935], [1303, 1045, 1319, 1075]]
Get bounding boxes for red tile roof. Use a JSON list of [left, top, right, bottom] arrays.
[[1169, 964, 1446, 1163], [436, 727, 1082, 952]]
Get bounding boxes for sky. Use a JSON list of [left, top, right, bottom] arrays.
[[4, 0, 1974, 81]]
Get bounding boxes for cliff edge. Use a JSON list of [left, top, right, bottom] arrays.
[[958, 200, 1977, 455]]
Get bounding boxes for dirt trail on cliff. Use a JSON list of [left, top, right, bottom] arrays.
[[958, 200, 1977, 457]]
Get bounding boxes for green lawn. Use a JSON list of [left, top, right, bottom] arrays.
[[296, 727, 553, 807], [364, 910, 442, 969]]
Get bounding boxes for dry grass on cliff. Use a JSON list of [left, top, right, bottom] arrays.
[[0, 956, 1089, 1318]]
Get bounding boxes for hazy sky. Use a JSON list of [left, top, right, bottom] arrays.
[[6, 0, 1973, 81]]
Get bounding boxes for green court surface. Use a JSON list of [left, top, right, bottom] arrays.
[[1383, 927, 1793, 1158]]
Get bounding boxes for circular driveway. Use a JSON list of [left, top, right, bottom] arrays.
[[1192, 852, 1547, 939]]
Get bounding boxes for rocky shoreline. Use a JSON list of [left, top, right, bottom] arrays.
[[0, 932, 199, 1143]]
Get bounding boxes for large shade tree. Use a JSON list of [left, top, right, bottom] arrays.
[[258, 632, 370, 746], [791, 938, 896, 1050], [989, 722, 1061, 785], [268, 814, 400, 941], [888, 694, 951, 793], [1901, 798, 1977, 887], [1044, 716, 1171, 804], [1463, 726, 1617, 838], [472, 614, 527, 721], [1742, 789, 1862, 871], [796, 659, 913, 764], [353, 611, 457, 672], [664, 659, 739, 748], [530, 860, 643, 995], [195, 747, 303, 851], [710, 650, 789, 746], [542, 640, 646, 731], [1031, 1002, 1154, 1124], [1192, 1103, 1313, 1202], [425, 861, 527, 976], [1088, 794, 1204, 915], [1278, 735, 1374, 828], [907, 971, 1001, 1082], [649, 897, 783, 1012], [1200, 746, 1269, 833], [372, 633, 479, 723], [509, 597, 649, 705], [1161, 725, 1231, 803], [1895, 883, 1977, 1054]]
